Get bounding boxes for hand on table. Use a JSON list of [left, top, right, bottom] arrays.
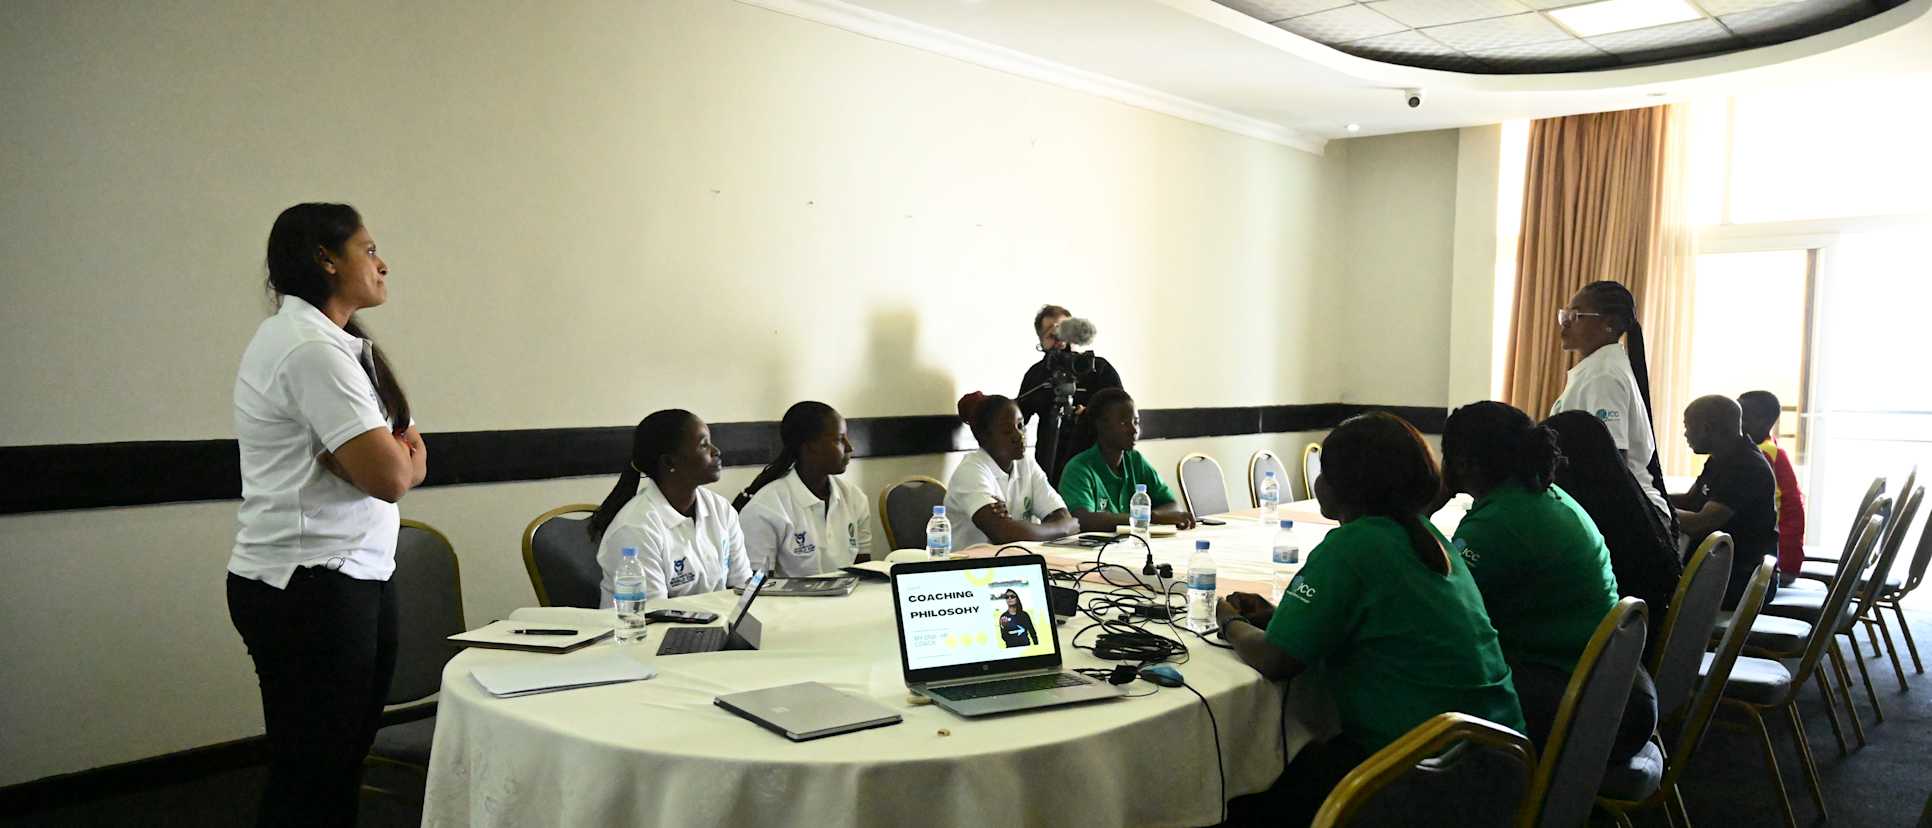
[[1157, 511, 1197, 531]]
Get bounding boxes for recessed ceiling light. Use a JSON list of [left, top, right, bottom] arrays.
[[1547, 0, 1702, 37], [1345, 123, 1362, 133]]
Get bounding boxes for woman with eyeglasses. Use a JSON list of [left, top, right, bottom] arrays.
[[1551, 281, 1673, 528]]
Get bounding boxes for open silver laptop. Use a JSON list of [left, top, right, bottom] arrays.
[[889, 554, 1120, 716]]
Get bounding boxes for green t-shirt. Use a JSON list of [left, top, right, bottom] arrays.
[[1056, 446, 1177, 514], [1266, 517, 1525, 754], [1453, 483, 1619, 674]]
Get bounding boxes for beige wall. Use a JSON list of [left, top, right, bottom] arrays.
[[0, 0, 1463, 785]]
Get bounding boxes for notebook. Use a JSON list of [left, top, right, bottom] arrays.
[[470, 652, 655, 698], [449, 620, 613, 653], [757, 575, 859, 597]]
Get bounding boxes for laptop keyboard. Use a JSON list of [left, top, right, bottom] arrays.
[[657, 627, 726, 656], [929, 673, 1088, 701]]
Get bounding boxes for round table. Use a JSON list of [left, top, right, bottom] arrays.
[[422, 579, 1334, 827]]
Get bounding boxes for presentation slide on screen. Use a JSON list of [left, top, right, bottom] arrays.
[[897, 565, 1057, 671]]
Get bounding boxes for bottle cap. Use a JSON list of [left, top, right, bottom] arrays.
[[1135, 484, 1148, 493], [1280, 519, 1294, 529], [1265, 471, 1275, 478], [932, 505, 945, 516], [1195, 540, 1210, 551], [621, 546, 637, 558]]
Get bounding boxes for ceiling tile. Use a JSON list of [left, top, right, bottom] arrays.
[[1694, 0, 1804, 15], [1466, 36, 1622, 70], [1515, 0, 1598, 10], [1587, 17, 1737, 61], [1720, 0, 1866, 43], [1276, 4, 1411, 42], [1213, 0, 1356, 23], [1421, 12, 1573, 50], [1346, 28, 1464, 56], [1367, 0, 1531, 27]]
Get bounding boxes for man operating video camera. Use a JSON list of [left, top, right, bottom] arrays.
[[1016, 305, 1123, 484]]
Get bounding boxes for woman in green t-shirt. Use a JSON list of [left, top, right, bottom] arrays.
[[1057, 389, 1195, 532], [1440, 401, 1655, 763], [1216, 412, 1523, 826]]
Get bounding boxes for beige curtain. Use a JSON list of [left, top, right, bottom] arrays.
[[1502, 104, 1698, 475]]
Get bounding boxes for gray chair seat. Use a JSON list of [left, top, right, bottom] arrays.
[[1701, 652, 1791, 706], [1790, 566, 1901, 594], [1598, 739, 1664, 802], [371, 716, 437, 766], [1763, 588, 1826, 623], [1712, 611, 1811, 653]]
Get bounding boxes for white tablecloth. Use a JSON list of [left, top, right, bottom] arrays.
[[423, 581, 1337, 827]]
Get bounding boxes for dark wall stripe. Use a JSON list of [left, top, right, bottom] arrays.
[[0, 403, 1445, 515]]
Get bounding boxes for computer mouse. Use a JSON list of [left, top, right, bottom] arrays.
[[1138, 665, 1185, 687]]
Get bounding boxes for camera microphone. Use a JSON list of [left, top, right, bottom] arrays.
[[1052, 317, 1097, 348]]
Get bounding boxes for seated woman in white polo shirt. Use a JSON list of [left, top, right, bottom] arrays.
[[944, 392, 1079, 549], [735, 401, 875, 575], [590, 409, 752, 605]]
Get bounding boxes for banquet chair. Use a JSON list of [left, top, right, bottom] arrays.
[[366, 519, 466, 794], [522, 503, 603, 608], [1301, 442, 1324, 501], [878, 476, 946, 550], [1248, 449, 1290, 509], [1312, 713, 1533, 828], [1599, 556, 1775, 828], [1648, 533, 1734, 723], [1523, 598, 1647, 828], [1177, 454, 1231, 518]]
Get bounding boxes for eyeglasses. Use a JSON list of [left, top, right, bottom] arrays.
[[1556, 309, 1604, 326]]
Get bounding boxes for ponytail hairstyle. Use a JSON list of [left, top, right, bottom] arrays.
[[1319, 412, 1451, 575], [1441, 401, 1564, 495], [265, 203, 410, 432], [958, 392, 1017, 438], [733, 401, 838, 511], [1579, 280, 1667, 500], [589, 409, 699, 539]]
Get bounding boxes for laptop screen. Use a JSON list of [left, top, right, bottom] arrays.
[[892, 558, 1058, 674], [727, 570, 769, 632]]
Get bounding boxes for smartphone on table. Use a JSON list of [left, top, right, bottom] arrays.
[[645, 609, 719, 624]]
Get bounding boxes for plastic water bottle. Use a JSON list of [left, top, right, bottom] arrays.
[[1129, 484, 1153, 539], [926, 506, 952, 560], [613, 547, 648, 642], [1259, 471, 1281, 524], [1186, 540, 1217, 632], [1271, 520, 1299, 603]]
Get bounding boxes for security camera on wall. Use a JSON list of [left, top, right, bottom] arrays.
[[1403, 88, 1424, 109]]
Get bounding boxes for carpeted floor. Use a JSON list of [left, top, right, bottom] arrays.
[[7, 612, 1931, 827]]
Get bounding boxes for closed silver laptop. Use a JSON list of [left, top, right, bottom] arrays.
[[888, 554, 1120, 717]]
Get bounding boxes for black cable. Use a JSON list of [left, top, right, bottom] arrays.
[[1178, 680, 1227, 825]]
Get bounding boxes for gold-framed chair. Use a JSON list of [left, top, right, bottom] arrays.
[[1876, 502, 1932, 675], [1312, 713, 1535, 828], [878, 476, 946, 550], [521, 503, 602, 608], [1248, 449, 1290, 509], [1176, 453, 1231, 518], [1599, 553, 1774, 828], [1797, 474, 1888, 576], [365, 519, 466, 797], [1522, 597, 1648, 828], [1711, 512, 1886, 828], [1300, 442, 1324, 502], [1649, 533, 1736, 723]]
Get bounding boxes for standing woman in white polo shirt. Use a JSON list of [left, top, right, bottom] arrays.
[[228, 203, 427, 827], [735, 401, 876, 575], [1551, 280, 1674, 531], [590, 409, 753, 605], [944, 392, 1079, 549]]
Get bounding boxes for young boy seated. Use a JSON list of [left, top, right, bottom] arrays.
[[1739, 390, 1805, 586]]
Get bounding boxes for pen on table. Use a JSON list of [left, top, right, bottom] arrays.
[[512, 628, 578, 635]]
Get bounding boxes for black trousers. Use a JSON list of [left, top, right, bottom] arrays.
[[1224, 737, 1371, 827], [228, 568, 397, 828]]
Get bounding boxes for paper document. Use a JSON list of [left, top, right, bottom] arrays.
[[449, 620, 612, 653], [470, 651, 656, 698]]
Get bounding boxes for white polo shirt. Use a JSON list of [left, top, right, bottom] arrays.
[[740, 470, 875, 576], [230, 296, 400, 588], [596, 478, 752, 607], [1551, 342, 1670, 517], [944, 449, 1068, 551]]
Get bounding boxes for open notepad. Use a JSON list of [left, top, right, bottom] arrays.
[[449, 620, 613, 653], [470, 652, 656, 698]]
